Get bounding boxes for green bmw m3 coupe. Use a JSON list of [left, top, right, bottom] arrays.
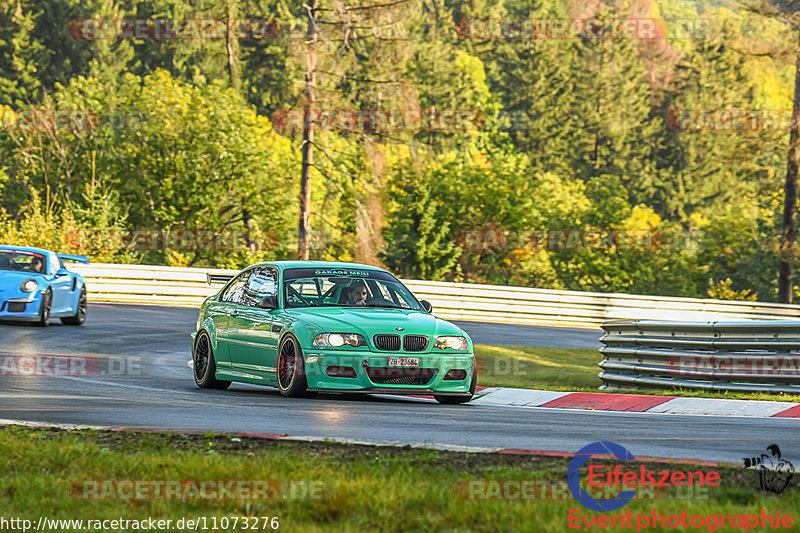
[[192, 261, 476, 404]]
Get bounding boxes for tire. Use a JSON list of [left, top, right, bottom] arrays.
[[36, 289, 51, 327], [193, 331, 231, 390], [61, 286, 87, 325], [277, 334, 315, 398], [434, 367, 477, 405]]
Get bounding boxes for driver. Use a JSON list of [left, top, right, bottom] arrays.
[[345, 281, 368, 306], [30, 256, 44, 273]]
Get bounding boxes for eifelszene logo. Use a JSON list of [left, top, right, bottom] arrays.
[[743, 444, 795, 495], [568, 441, 721, 512], [567, 441, 796, 531]]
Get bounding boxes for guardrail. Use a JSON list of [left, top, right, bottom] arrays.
[[599, 320, 800, 394], [69, 263, 800, 327]]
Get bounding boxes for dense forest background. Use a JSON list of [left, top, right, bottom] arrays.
[[0, 0, 796, 300]]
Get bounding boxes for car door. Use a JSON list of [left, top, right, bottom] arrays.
[[213, 270, 252, 366], [47, 253, 72, 313], [229, 267, 281, 375]]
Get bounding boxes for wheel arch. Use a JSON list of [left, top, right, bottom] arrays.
[[196, 321, 219, 353], [278, 330, 302, 351], [69, 280, 86, 310]]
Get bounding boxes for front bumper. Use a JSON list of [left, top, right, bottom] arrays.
[[0, 294, 42, 321], [301, 349, 474, 394]]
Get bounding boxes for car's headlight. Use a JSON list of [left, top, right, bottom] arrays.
[[20, 279, 37, 293], [434, 336, 468, 351], [313, 333, 367, 347]]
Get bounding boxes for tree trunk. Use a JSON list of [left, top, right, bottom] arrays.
[[778, 29, 800, 303], [298, 0, 318, 261], [225, 0, 241, 92]]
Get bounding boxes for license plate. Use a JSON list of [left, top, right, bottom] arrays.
[[388, 357, 419, 367]]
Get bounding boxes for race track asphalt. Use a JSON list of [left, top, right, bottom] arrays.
[[1, 303, 797, 463]]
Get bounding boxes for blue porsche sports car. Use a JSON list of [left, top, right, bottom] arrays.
[[0, 245, 89, 326]]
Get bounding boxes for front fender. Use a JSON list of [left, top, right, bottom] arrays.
[[279, 317, 325, 351]]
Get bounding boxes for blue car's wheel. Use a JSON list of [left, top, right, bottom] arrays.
[[61, 286, 87, 325], [36, 289, 51, 327], [193, 331, 231, 390], [277, 334, 315, 398]]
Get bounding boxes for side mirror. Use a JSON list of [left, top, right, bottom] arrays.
[[55, 268, 69, 278], [258, 294, 279, 309], [420, 300, 433, 313]]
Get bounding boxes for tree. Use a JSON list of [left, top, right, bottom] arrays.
[[739, 1, 800, 301], [298, 0, 318, 260], [1, 70, 299, 266]]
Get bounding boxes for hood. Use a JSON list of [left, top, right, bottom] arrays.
[[283, 306, 466, 338]]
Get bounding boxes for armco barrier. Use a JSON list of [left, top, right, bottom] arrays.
[[68, 263, 800, 327], [69, 263, 237, 307], [599, 320, 800, 394]]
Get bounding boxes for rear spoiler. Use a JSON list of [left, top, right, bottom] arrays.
[[207, 273, 234, 285], [57, 253, 89, 264]]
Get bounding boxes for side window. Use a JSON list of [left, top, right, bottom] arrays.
[[220, 270, 251, 304], [241, 267, 278, 307]]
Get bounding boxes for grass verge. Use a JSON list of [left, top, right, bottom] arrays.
[[2, 426, 797, 533], [474, 345, 800, 403]]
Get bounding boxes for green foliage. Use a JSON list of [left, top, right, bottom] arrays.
[[2, 70, 298, 266], [707, 277, 758, 301], [382, 169, 462, 280], [0, 0, 44, 104], [0, 189, 133, 262]]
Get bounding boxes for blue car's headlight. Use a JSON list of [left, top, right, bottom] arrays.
[[434, 336, 468, 351], [313, 333, 367, 347], [20, 279, 37, 293]]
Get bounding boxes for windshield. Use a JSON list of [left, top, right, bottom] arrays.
[[0, 250, 46, 273], [283, 267, 422, 310]]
